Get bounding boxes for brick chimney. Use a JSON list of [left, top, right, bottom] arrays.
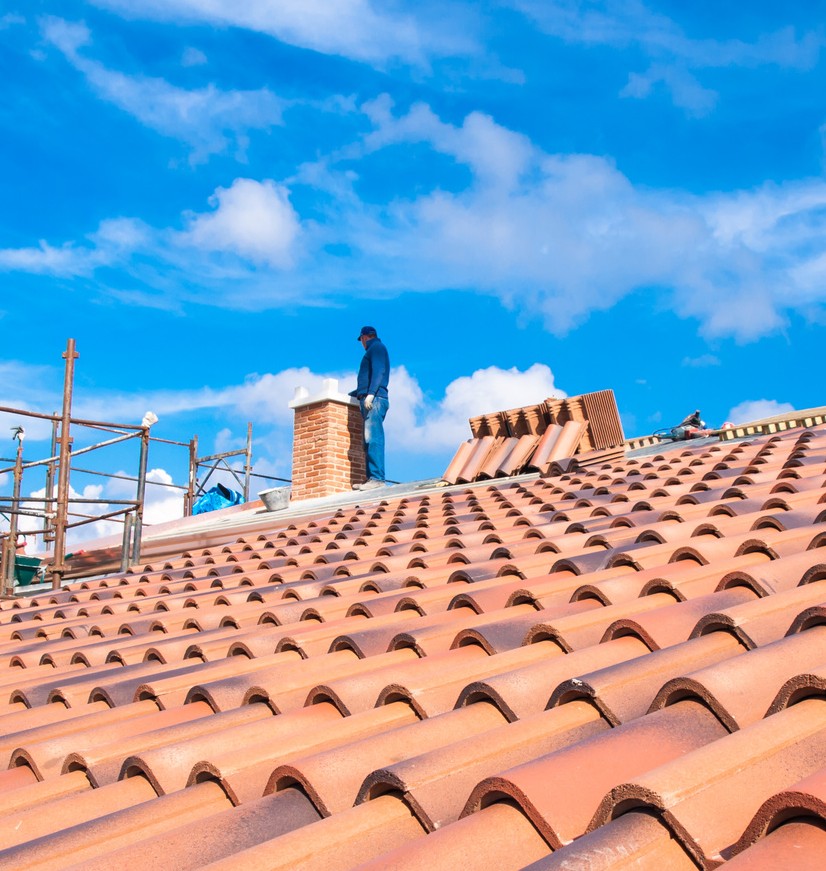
[[289, 379, 366, 500]]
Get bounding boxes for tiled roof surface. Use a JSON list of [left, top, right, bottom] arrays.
[[2, 425, 826, 869]]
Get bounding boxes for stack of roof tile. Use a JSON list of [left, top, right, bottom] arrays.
[[0, 424, 825, 868], [443, 389, 625, 484]]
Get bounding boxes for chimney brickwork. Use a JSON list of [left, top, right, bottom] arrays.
[[289, 379, 366, 501]]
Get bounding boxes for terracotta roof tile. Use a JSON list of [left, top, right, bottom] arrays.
[[203, 794, 427, 871], [458, 634, 649, 721], [592, 698, 826, 866], [464, 699, 727, 849], [526, 811, 696, 870], [650, 626, 826, 730], [354, 796, 549, 871], [0, 422, 824, 867], [724, 819, 826, 871]]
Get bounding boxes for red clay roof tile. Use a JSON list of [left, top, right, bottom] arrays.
[[0, 422, 825, 867]]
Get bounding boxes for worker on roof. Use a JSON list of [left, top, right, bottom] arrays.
[[350, 326, 390, 491]]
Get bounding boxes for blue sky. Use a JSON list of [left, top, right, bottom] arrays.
[[1, 1, 825, 531]]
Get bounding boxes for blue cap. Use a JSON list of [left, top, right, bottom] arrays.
[[357, 325, 377, 340]]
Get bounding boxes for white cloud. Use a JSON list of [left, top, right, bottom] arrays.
[[182, 179, 301, 267], [3, 100, 826, 341], [328, 101, 826, 340], [621, 63, 718, 117], [291, 102, 813, 339], [0, 217, 150, 278], [17, 466, 187, 550], [71, 366, 353, 429], [387, 363, 564, 450], [0, 178, 302, 295], [41, 16, 284, 161], [0, 13, 25, 29], [0, 240, 99, 276], [360, 97, 536, 188], [182, 46, 207, 67], [0, 361, 63, 442], [512, 1, 821, 68], [21, 481, 110, 548], [510, 1, 823, 113], [142, 468, 185, 526], [682, 354, 720, 368], [726, 398, 795, 425], [85, 0, 472, 67]]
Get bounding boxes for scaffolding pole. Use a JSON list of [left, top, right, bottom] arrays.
[[186, 435, 198, 517], [44, 417, 58, 544], [130, 425, 150, 565], [1, 437, 23, 595], [51, 338, 78, 589], [244, 422, 253, 502]]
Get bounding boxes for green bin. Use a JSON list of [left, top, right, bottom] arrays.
[[14, 556, 43, 586]]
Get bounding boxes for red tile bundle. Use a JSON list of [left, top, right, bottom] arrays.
[[444, 389, 625, 484]]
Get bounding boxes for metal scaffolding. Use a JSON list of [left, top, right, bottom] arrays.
[[184, 423, 288, 515], [0, 340, 160, 594], [0, 338, 291, 596]]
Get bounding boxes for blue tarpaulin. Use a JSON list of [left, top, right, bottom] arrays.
[[192, 484, 245, 516]]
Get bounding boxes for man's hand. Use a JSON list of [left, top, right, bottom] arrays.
[[364, 394, 375, 410]]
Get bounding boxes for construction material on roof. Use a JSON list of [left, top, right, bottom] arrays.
[[12, 555, 44, 586], [192, 484, 245, 516], [0, 424, 825, 865], [443, 389, 625, 484]]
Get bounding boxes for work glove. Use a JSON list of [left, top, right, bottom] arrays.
[[364, 394, 375, 410]]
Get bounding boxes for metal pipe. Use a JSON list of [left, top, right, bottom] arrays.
[[67, 416, 143, 430], [186, 435, 198, 517], [194, 448, 250, 463], [1, 522, 48, 534], [69, 466, 187, 490], [4, 440, 23, 592], [67, 507, 133, 528], [51, 338, 78, 589], [0, 405, 59, 422], [121, 512, 134, 572], [66, 502, 135, 529], [67, 430, 139, 458], [0, 497, 138, 505], [248, 472, 291, 483], [0, 508, 49, 518], [196, 461, 220, 492], [0, 535, 10, 598], [130, 426, 150, 565], [0, 406, 141, 431], [149, 436, 191, 447], [44, 417, 58, 544], [0, 429, 141, 477], [244, 422, 253, 502]]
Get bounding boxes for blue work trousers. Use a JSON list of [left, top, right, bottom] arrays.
[[360, 396, 389, 482]]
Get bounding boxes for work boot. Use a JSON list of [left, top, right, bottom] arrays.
[[359, 479, 385, 491]]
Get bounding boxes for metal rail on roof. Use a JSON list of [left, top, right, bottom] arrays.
[[718, 406, 826, 441]]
